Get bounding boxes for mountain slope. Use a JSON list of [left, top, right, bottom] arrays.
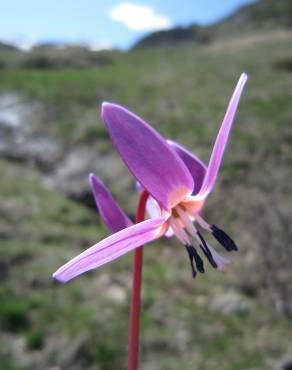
[[209, 0, 292, 37], [133, 25, 211, 49], [134, 0, 292, 48]]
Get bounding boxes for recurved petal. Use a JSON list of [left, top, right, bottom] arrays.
[[89, 173, 133, 233], [102, 103, 194, 210], [53, 217, 166, 283], [167, 140, 207, 195], [196, 73, 248, 200]]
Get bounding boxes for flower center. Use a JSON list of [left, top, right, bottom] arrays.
[[169, 187, 192, 209], [171, 204, 186, 218]]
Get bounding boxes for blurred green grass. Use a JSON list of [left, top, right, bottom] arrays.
[[0, 30, 292, 369]]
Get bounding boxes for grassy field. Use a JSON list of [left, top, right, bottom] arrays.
[[0, 30, 292, 370]]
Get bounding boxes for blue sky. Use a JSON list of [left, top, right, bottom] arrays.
[[0, 0, 255, 50]]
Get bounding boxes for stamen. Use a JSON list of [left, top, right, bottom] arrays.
[[185, 246, 196, 278], [188, 245, 205, 273], [196, 231, 217, 269], [175, 207, 216, 270], [185, 244, 205, 278], [211, 225, 238, 252]]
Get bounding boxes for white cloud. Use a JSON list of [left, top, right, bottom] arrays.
[[110, 3, 172, 31]]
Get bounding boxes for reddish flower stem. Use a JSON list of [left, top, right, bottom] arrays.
[[128, 190, 149, 370]]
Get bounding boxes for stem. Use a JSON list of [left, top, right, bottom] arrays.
[[128, 190, 149, 370]]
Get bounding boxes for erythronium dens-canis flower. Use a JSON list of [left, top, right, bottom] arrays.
[[53, 73, 248, 283]]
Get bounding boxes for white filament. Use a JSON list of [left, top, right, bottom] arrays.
[[169, 217, 191, 245], [193, 213, 211, 231], [176, 206, 198, 239]]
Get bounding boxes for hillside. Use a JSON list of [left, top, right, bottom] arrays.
[[132, 25, 211, 49], [0, 42, 19, 51], [0, 44, 119, 70], [134, 0, 292, 48], [209, 0, 292, 37]]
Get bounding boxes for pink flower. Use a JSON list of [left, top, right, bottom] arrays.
[[53, 74, 248, 282]]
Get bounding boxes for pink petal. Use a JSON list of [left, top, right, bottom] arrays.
[[197, 73, 248, 199], [167, 140, 207, 195], [89, 173, 133, 233], [102, 103, 194, 210], [53, 217, 166, 283]]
